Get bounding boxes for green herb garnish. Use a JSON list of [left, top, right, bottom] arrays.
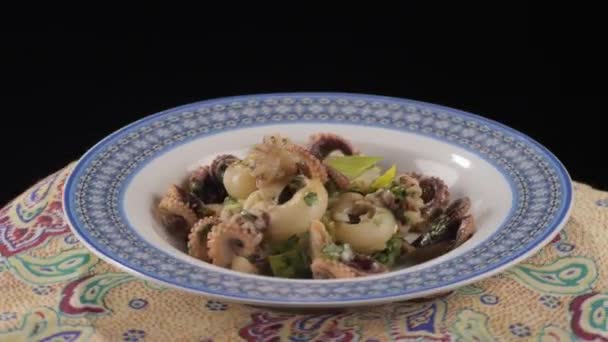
[[268, 249, 310, 278], [390, 183, 407, 201], [223, 196, 236, 205], [222, 196, 243, 215], [321, 243, 354, 261], [322, 243, 344, 260], [303, 192, 318, 206], [267, 234, 311, 278], [269, 235, 300, 254], [373, 236, 403, 266]]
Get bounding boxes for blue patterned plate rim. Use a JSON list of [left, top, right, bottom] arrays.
[[63, 92, 573, 306]]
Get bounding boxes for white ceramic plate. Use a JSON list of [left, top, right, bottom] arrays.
[[63, 93, 573, 307]]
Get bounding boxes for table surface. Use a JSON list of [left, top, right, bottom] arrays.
[[1, 163, 608, 341]]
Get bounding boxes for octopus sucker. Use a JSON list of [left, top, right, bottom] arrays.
[[307, 133, 358, 159], [187, 216, 221, 262], [189, 165, 227, 204], [210, 154, 239, 181], [311, 258, 359, 279], [403, 173, 449, 218], [285, 143, 328, 183], [247, 133, 298, 185], [207, 221, 263, 268], [418, 176, 450, 216], [158, 185, 200, 239]]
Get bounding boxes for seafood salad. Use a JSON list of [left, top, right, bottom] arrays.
[[157, 133, 475, 279]]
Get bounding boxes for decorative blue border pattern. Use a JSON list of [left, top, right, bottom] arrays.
[[64, 93, 572, 304]]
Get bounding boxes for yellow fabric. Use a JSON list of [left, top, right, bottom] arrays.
[[1, 164, 607, 341]]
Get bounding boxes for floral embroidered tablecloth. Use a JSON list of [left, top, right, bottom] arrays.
[[1, 163, 607, 341]]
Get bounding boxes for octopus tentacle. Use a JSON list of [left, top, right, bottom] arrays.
[[158, 185, 200, 239], [189, 165, 227, 204], [285, 143, 328, 183], [187, 216, 221, 262], [401, 239, 417, 255], [247, 134, 298, 185], [311, 258, 359, 279], [396, 174, 425, 231], [307, 133, 357, 189], [307, 133, 358, 159], [210, 154, 239, 181], [207, 220, 263, 268], [418, 176, 450, 217], [445, 197, 471, 222], [404, 173, 450, 218], [309, 220, 333, 260], [326, 166, 351, 190], [455, 215, 475, 247]]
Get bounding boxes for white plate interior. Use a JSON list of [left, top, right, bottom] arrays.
[[123, 123, 512, 276]]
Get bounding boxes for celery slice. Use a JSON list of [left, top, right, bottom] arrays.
[[324, 156, 383, 179], [371, 164, 397, 190]]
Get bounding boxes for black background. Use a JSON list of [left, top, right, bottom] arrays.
[[1, 28, 604, 205]]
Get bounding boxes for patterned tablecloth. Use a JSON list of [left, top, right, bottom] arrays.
[[0, 163, 607, 341]]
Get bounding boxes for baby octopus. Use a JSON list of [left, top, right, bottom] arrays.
[[307, 133, 358, 190], [207, 213, 264, 268], [189, 165, 227, 204], [187, 216, 221, 262], [158, 184, 206, 240]]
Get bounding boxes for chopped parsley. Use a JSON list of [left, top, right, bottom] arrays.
[[322, 243, 354, 262], [223, 196, 238, 206], [303, 192, 318, 206], [268, 249, 310, 278], [222, 196, 243, 215], [322, 243, 343, 259], [390, 184, 407, 201], [267, 234, 311, 278], [372, 236, 403, 266], [269, 234, 300, 255]]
